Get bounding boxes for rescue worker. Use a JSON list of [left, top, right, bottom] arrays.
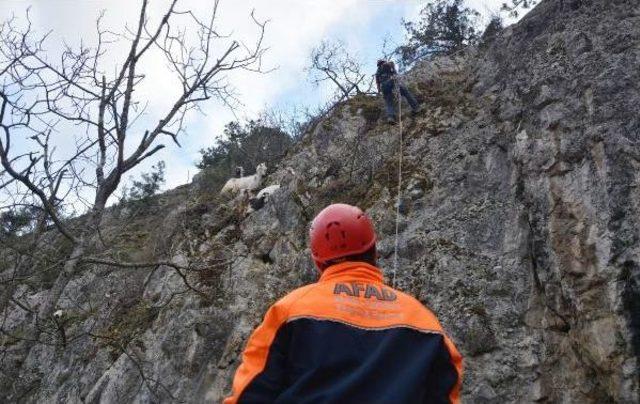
[[375, 59, 420, 124], [224, 203, 463, 403]]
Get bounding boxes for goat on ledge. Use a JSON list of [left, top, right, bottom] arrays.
[[220, 163, 267, 195]]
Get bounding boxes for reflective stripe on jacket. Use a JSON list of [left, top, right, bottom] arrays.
[[224, 262, 463, 404]]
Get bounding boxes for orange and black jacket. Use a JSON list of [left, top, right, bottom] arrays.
[[224, 262, 463, 403]]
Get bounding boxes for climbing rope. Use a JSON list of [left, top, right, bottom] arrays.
[[392, 76, 403, 288]]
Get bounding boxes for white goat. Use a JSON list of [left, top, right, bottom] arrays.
[[220, 163, 267, 195], [247, 184, 281, 213], [256, 184, 280, 200]]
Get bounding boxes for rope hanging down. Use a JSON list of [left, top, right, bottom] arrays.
[[392, 77, 404, 288]]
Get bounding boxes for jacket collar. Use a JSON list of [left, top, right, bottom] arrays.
[[319, 261, 384, 284]]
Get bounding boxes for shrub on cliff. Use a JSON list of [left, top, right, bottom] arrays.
[[396, 0, 481, 67], [197, 119, 292, 191]]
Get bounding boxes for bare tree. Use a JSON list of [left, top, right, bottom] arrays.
[[259, 106, 309, 141], [0, 0, 266, 326], [307, 40, 374, 100]]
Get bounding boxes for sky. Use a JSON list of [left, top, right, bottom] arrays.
[[0, 0, 527, 209]]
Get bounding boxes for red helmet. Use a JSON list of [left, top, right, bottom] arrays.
[[309, 204, 376, 270]]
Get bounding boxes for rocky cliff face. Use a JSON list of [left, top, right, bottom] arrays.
[[1, 0, 639, 402]]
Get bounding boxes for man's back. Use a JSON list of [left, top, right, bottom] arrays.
[[376, 61, 397, 86], [225, 262, 462, 403]]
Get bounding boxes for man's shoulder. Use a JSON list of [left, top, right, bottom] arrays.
[[269, 281, 445, 332], [273, 283, 320, 311], [393, 288, 444, 332]]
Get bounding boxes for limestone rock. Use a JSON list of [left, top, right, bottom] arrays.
[[1, 1, 639, 403]]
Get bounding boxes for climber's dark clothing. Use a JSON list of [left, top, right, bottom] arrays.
[[381, 81, 420, 121], [224, 262, 463, 404], [375, 61, 397, 88], [375, 61, 420, 120]]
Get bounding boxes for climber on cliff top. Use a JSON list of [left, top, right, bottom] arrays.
[[224, 203, 463, 403], [376, 59, 421, 124]]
